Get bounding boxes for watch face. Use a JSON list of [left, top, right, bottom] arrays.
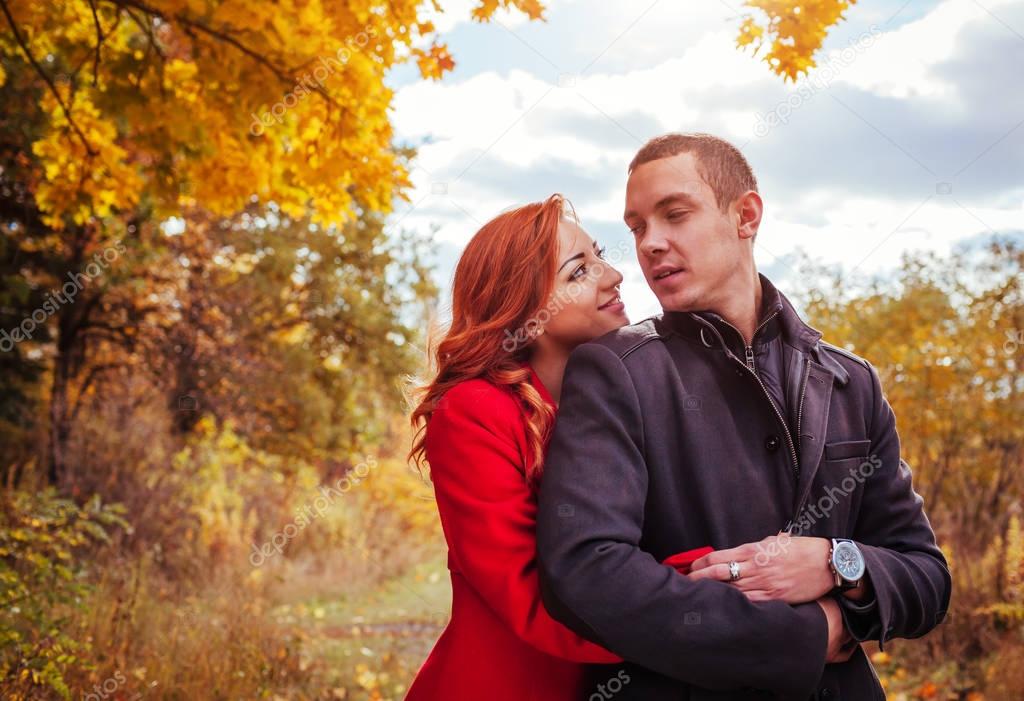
[[833, 541, 866, 581]]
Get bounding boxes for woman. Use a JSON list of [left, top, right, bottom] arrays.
[[406, 195, 710, 700]]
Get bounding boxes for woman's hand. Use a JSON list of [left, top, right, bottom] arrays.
[[687, 533, 835, 604]]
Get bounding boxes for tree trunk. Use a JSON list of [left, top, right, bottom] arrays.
[[48, 338, 71, 486]]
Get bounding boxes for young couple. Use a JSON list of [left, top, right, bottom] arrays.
[[406, 133, 950, 700]]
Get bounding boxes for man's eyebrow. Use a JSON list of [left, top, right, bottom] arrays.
[[624, 191, 700, 221], [654, 192, 700, 211]]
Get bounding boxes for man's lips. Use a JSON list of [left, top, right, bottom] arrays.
[[652, 267, 685, 282]]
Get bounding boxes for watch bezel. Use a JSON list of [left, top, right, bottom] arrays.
[[830, 538, 866, 585]]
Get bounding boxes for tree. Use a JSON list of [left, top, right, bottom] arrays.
[[151, 200, 434, 460], [793, 239, 1024, 692], [737, 0, 859, 81], [0, 0, 545, 228], [0, 0, 542, 485], [795, 238, 1023, 552]]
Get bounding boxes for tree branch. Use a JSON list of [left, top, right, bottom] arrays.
[[70, 362, 123, 422], [121, 6, 167, 94], [105, 0, 339, 108], [86, 0, 104, 86], [0, 0, 98, 157]]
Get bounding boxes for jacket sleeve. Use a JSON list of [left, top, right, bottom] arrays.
[[425, 382, 622, 664], [536, 343, 828, 701], [845, 362, 952, 651]]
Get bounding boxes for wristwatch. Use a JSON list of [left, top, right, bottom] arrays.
[[828, 538, 865, 590]]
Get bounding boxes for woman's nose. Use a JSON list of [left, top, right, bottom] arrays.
[[604, 263, 624, 289]]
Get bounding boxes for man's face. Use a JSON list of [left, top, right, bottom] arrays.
[[624, 152, 744, 312]]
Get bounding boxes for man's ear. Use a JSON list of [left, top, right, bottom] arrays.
[[733, 190, 763, 242]]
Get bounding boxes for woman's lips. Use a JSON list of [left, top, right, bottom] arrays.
[[598, 295, 625, 313]]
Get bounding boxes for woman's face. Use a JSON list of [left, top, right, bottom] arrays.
[[532, 219, 629, 350]]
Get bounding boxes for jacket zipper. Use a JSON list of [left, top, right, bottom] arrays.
[[699, 313, 802, 485], [746, 358, 801, 482], [743, 311, 777, 373]]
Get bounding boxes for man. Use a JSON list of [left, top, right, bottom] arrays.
[[536, 133, 950, 700]]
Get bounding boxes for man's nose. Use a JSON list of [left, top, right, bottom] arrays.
[[639, 224, 668, 257]]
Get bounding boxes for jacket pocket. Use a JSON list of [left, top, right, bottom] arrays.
[[824, 439, 872, 461]]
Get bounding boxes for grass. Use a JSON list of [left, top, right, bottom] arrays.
[[270, 554, 452, 701]]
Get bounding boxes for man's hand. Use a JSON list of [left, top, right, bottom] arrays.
[[817, 596, 857, 664], [688, 533, 834, 604]]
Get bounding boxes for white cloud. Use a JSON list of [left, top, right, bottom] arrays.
[[830, 0, 1000, 99], [391, 0, 1024, 316], [760, 191, 1024, 272]]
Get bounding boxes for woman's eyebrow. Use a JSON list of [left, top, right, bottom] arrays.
[[557, 252, 585, 273]]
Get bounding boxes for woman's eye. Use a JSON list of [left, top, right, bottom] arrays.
[[596, 246, 607, 260], [570, 265, 587, 281]]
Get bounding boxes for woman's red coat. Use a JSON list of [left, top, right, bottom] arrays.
[[404, 366, 621, 700]]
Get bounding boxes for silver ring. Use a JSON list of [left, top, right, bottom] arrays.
[[728, 560, 742, 582]]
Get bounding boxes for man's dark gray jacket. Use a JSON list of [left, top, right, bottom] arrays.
[[536, 276, 951, 701]]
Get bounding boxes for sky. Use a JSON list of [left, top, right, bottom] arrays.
[[386, 0, 1024, 322]]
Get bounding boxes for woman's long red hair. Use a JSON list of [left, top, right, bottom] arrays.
[[408, 194, 572, 487]]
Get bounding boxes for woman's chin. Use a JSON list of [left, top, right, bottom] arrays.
[[595, 316, 630, 339], [609, 309, 631, 329]]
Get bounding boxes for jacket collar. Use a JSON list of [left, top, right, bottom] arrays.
[[659, 273, 850, 386], [692, 273, 787, 350], [772, 285, 851, 386]]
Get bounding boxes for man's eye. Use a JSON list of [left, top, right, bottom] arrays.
[[628, 225, 644, 236], [667, 210, 688, 221]]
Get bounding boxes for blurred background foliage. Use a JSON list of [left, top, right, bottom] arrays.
[[794, 240, 1024, 700]]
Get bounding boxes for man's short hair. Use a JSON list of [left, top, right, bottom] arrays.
[[628, 133, 758, 213]]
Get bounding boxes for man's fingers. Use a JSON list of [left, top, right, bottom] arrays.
[[688, 560, 763, 586], [730, 571, 767, 590], [690, 553, 720, 571], [687, 563, 732, 582], [832, 648, 856, 664], [738, 589, 773, 602], [827, 635, 860, 664], [692, 543, 760, 571], [689, 555, 710, 571]]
